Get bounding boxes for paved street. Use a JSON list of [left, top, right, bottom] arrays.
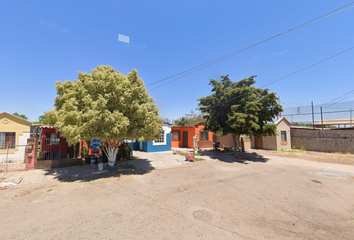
[[1, 150, 354, 239]]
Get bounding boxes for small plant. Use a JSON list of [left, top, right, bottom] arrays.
[[300, 146, 306, 152], [122, 164, 136, 170], [224, 147, 231, 152], [81, 146, 89, 158], [223, 147, 235, 152], [194, 158, 205, 161], [117, 142, 132, 161]]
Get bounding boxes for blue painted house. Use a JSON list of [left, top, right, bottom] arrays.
[[127, 124, 171, 153]]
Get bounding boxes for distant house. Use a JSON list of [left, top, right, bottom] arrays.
[[253, 117, 292, 151], [171, 122, 213, 149], [0, 112, 32, 165], [130, 123, 172, 152], [214, 117, 292, 151]]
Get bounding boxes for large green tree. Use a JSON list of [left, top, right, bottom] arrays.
[[33, 114, 51, 124], [198, 75, 282, 156], [13, 112, 28, 120], [174, 109, 206, 126], [46, 65, 163, 165]]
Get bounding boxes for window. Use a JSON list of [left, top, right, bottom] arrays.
[[200, 132, 208, 141], [0, 132, 16, 149], [281, 131, 287, 142], [45, 132, 60, 145], [155, 130, 165, 143], [172, 130, 180, 140]]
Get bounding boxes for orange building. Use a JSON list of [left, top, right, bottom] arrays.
[[171, 123, 213, 149]]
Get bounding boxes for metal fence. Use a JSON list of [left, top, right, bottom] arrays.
[[0, 145, 28, 172], [281, 98, 354, 128]]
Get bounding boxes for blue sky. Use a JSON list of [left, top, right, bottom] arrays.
[[0, 0, 353, 122]]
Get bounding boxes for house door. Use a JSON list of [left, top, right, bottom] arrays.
[[255, 137, 263, 149], [183, 131, 188, 148]]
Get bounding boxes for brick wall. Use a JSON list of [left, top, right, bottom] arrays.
[[291, 128, 354, 153]]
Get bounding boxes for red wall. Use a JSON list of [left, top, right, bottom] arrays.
[[41, 128, 67, 159]]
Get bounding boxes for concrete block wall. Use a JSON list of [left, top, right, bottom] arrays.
[[291, 128, 354, 153]]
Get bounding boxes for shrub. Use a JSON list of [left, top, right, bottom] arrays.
[[81, 146, 89, 158], [117, 142, 132, 161]]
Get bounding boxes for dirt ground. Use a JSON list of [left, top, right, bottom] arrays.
[[1, 151, 354, 240], [251, 149, 354, 166]]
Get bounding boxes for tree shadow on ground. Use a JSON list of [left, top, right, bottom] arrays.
[[198, 150, 269, 164], [43, 157, 155, 182]]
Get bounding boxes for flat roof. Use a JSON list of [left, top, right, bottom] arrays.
[[314, 118, 354, 125]]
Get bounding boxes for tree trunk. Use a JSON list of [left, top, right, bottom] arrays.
[[233, 134, 239, 158], [101, 141, 119, 166]]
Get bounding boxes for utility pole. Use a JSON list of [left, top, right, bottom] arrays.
[[320, 107, 324, 130], [311, 101, 315, 129], [350, 108, 353, 127], [279, 96, 281, 118]]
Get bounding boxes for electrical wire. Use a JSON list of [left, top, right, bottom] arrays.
[[146, 2, 354, 91], [206, 45, 354, 109]]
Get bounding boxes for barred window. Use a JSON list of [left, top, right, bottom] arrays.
[[155, 130, 165, 143], [172, 130, 180, 140], [45, 132, 60, 145], [200, 132, 208, 141], [0, 132, 16, 149]]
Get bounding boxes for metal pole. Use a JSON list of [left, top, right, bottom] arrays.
[[311, 101, 315, 129], [350, 108, 353, 127], [6, 146, 9, 172], [279, 96, 281, 118], [320, 107, 324, 130]]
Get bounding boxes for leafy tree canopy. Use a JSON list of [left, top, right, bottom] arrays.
[[33, 114, 51, 124], [174, 109, 206, 126], [46, 65, 163, 162], [198, 75, 282, 153], [13, 112, 28, 120]]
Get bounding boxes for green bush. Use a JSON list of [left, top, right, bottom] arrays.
[[81, 146, 89, 158], [117, 142, 132, 161], [224, 147, 234, 152]]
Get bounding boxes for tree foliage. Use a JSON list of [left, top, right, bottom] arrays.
[[198, 75, 282, 154], [46, 65, 163, 162], [33, 114, 51, 124], [173, 109, 206, 126], [13, 112, 28, 120]]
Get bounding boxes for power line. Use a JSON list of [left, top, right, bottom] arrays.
[[288, 89, 354, 116], [283, 109, 351, 116], [146, 2, 354, 91], [207, 45, 354, 109], [322, 89, 354, 108]]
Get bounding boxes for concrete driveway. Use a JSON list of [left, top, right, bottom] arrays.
[[1, 150, 354, 239]]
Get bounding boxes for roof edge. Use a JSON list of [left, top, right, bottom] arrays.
[[0, 112, 33, 126]]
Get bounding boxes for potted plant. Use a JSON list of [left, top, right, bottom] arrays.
[[81, 146, 90, 165]]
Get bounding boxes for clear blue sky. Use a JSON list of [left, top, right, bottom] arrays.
[[1, 0, 353, 122]]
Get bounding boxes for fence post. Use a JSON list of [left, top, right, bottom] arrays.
[[311, 101, 315, 129], [320, 107, 324, 130], [5, 146, 9, 172]]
